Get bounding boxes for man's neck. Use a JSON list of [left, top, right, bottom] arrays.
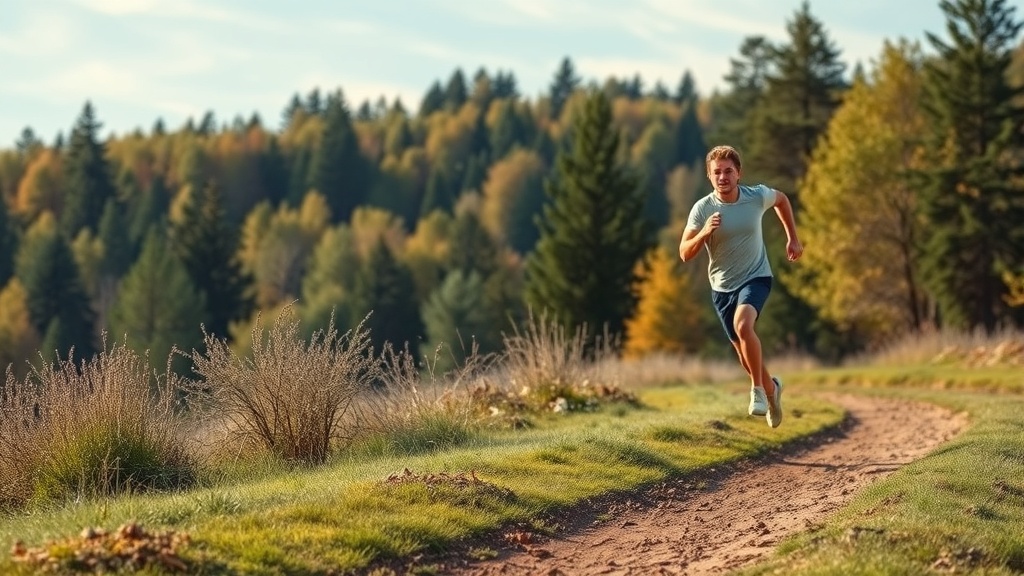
[[715, 187, 739, 203]]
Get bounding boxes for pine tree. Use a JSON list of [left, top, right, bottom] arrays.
[[286, 145, 313, 206], [471, 67, 495, 109], [309, 92, 370, 222], [61, 101, 116, 236], [282, 93, 303, 129], [173, 180, 252, 339], [351, 239, 423, 352], [420, 270, 499, 372], [109, 228, 205, 373], [421, 167, 455, 217], [460, 151, 489, 194], [493, 70, 517, 99], [15, 219, 96, 361], [444, 68, 469, 112], [673, 71, 698, 105], [490, 101, 526, 160], [128, 177, 170, 247], [419, 81, 445, 117], [651, 81, 671, 101], [675, 100, 707, 168], [15, 127, 42, 157], [97, 198, 133, 278], [549, 57, 581, 120], [524, 90, 651, 341], [260, 136, 289, 206], [306, 88, 323, 116], [448, 208, 499, 279], [197, 110, 216, 135], [748, 1, 847, 196], [356, 100, 373, 121], [709, 35, 774, 151], [918, 0, 1024, 331]]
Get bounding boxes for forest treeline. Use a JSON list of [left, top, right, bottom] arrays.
[[0, 0, 1022, 377]]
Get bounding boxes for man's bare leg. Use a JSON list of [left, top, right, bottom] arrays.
[[733, 304, 775, 398]]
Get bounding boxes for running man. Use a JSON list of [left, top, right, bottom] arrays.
[[679, 145, 803, 428]]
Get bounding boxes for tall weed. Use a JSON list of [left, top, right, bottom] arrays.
[[0, 340, 194, 508], [190, 306, 377, 465], [470, 312, 637, 423]]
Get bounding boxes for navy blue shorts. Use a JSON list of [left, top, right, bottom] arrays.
[[711, 276, 772, 343]]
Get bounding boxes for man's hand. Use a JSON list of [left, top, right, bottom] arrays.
[[702, 212, 721, 238], [787, 238, 804, 261]]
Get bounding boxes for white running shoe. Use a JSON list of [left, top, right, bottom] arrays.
[[748, 387, 768, 416], [767, 376, 783, 428]]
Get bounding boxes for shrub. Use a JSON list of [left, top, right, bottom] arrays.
[[0, 340, 195, 508], [190, 305, 377, 465], [470, 312, 638, 424], [345, 342, 485, 457]]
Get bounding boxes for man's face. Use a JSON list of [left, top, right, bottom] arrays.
[[707, 158, 741, 194]]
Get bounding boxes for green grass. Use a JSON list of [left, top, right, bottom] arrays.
[[0, 384, 842, 575], [740, 372, 1024, 575], [8, 355, 1018, 575]]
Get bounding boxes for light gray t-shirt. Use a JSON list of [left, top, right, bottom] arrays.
[[685, 184, 777, 292]]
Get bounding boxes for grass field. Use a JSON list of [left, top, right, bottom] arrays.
[[2, 332, 1021, 575], [1, 384, 842, 575]]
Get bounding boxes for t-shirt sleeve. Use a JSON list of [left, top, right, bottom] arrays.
[[685, 201, 704, 231], [759, 184, 778, 210]]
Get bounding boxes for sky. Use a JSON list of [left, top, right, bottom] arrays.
[[1, 0, 955, 146]]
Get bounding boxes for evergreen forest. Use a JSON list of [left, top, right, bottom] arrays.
[[1, 0, 1023, 378]]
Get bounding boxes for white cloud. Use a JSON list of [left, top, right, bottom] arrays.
[[71, 0, 159, 16], [70, 0, 290, 34], [639, 0, 789, 39], [0, 8, 78, 57]]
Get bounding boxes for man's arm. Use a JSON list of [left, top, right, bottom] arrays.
[[679, 211, 720, 262], [772, 190, 803, 261]]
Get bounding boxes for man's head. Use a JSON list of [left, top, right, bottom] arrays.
[[706, 145, 742, 170], [706, 145, 742, 196]]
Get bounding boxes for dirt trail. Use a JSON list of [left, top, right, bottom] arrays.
[[441, 394, 966, 576]]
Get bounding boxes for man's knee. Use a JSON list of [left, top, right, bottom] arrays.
[[733, 307, 758, 340]]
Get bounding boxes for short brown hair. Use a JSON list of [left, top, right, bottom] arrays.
[[706, 145, 742, 170]]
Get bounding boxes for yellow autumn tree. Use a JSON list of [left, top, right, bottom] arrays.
[[789, 40, 930, 346], [15, 148, 63, 222], [0, 279, 41, 378], [403, 209, 454, 301], [479, 148, 546, 253], [1004, 271, 1024, 307], [239, 192, 330, 308], [623, 246, 705, 359]]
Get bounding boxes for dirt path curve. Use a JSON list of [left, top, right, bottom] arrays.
[[445, 394, 967, 576]]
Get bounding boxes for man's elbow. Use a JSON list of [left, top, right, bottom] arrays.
[[679, 246, 692, 262]]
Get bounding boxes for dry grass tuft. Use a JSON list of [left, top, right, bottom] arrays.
[[189, 305, 378, 465], [0, 339, 194, 508], [467, 312, 638, 426], [856, 328, 1024, 367]]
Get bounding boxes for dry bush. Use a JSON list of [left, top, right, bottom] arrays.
[[854, 327, 1024, 367], [0, 340, 194, 508], [190, 306, 377, 465], [470, 312, 637, 424], [345, 342, 489, 456]]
